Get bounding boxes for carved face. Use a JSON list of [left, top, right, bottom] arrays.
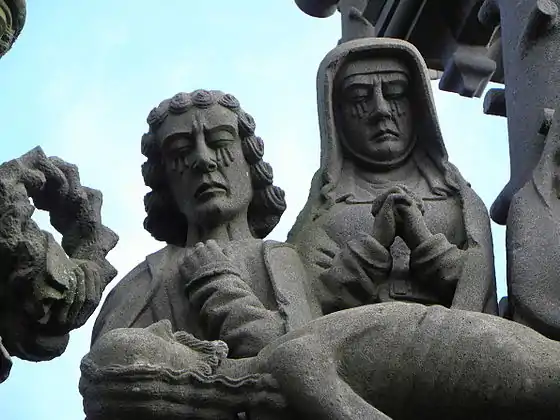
[[336, 58, 415, 166], [158, 105, 252, 230]]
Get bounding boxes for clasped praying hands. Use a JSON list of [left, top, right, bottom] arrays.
[[371, 185, 432, 250]]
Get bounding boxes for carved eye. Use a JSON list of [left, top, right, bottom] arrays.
[[383, 82, 408, 99], [165, 136, 194, 156], [164, 137, 194, 171], [208, 131, 235, 149], [176, 144, 194, 155], [346, 86, 370, 103]]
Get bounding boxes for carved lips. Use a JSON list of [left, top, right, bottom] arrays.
[[194, 181, 228, 200], [371, 128, 400, 142]]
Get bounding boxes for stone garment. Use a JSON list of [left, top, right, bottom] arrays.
[[91, 240, 320, 358]]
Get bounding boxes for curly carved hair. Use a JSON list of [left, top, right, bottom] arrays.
[[141, 90, 287, 246]]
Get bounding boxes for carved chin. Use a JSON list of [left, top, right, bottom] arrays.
[[191, 198, 245, 228]]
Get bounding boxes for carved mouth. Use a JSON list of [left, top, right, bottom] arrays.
[[194, 182, 227, 200], [371, 129, 399, 141]]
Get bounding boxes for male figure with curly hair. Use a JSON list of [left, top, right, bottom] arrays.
[[91, 90, 320, 360]]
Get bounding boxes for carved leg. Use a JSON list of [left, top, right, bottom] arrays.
[[268, 335, 392, 420]]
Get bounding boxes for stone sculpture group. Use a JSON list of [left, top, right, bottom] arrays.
[[2, 0, 560, 419]]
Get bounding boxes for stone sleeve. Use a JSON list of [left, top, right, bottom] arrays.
[[185, 268, 286, 359], [409, 233, 465, 301], [319, 232, 392, 313]]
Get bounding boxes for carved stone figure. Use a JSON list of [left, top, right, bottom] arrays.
[[91, 90, 320, 363], [288, 38, 497, 315], [0, 147, 118, 382], [81, 302, 560, 420], [505, 108, 560, 339], [0, 0, 25, 59], [473, 0, 560, 339]]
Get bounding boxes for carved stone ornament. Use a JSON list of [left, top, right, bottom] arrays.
[[0, 0, 25, 58], [0, 147, 118, 383]]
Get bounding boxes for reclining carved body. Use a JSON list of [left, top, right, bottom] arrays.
[[81, 302, 560, 420]]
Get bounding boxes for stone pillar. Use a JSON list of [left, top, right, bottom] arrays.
[[0, 0, 26, 59]]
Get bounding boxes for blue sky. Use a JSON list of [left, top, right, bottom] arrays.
[[0, 1, 509, 418]]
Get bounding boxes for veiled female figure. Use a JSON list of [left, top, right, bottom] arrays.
[[289, 38, 497, 315]]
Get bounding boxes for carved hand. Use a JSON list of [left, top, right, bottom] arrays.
[[54, 260, 103, 330], [180, 240, 239, 288], [393, 193, 432, 251], [372, 185, 430, 250], [371, 186, 409, 249]]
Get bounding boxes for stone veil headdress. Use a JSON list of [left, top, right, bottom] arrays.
[[289, 2, 461, 232]]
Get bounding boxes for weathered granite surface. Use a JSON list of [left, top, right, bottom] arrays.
[[476, 0, 560, 340], [0, 0, 25, 59], [0, 147, 118, 382], [78, 1, 560, 418], [82, 302, 560, 419], [82, 90, 324, 418], [288, 37, 497, 316]]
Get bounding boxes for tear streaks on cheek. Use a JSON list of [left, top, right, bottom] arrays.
[[216, 148, 225, 167], [390, 101, 406, 131], [169, 157, 189, 174], [350, 102, 368, 119], [216, 147, 234, 168], [225, 147, 234, 164]]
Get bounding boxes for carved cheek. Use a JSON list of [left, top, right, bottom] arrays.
[[390, 100, 410, 131], [352, 101, 370, 119], [216, 147, 235, 168]]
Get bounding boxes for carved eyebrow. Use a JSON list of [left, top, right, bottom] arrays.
[[378, 73, 409, 84], [342, 75, 374, 90], [206, 124, 237, 135]]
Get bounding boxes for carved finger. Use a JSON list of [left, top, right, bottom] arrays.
[[221, 245, 234, 259], [206, 239, 223, 255], [206, 239, 229, 261], [181, 248, 200, 278], [387, 192, 414, 208], [318, 246, 336, 259], [205, 239, 221, 252], [66, 265, 86, 327], [55, 299, 72, 327], [74, 263, 100, 328], [371, 186, 407, 215]]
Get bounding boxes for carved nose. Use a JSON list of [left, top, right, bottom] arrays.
[[370, 88, 391, 120], [191, 144, 217, 173]]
